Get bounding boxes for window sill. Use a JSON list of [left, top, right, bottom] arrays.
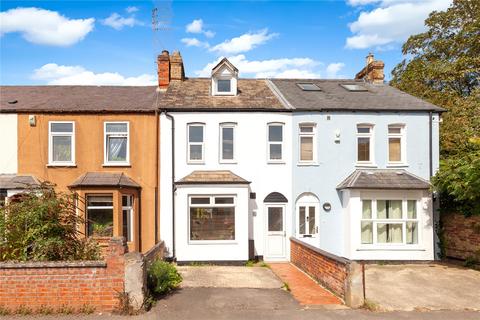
[[386, 163, 409, 168], [355, 163, 377, 168], [188, 240, 237, 245], [357, 246, 424, 251], [219, 160, 237, 164], [267, 161, 286, 165], [187, 161, 206, 165], [47, 163, 77, 168], [102, 163, 131, 167], [297, 162, 319, 167]]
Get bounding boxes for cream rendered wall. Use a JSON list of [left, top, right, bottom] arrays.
[[0, 114, 18, 174]]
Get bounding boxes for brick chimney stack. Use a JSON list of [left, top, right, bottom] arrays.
[[157, 50, 170, 90], [170, 51, 185, 82], [355, 53, 385, 84]]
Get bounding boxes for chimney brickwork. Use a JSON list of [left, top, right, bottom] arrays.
[[355, 53, 385, 84], [170, 51, 185, 81], [157, 50, 170, 90]]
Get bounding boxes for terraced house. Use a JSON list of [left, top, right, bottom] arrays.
[[0, 51, 443, 265]]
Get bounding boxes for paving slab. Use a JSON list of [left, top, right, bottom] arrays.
[[365, 263, 480, 311], [177, 265, 284, 288]]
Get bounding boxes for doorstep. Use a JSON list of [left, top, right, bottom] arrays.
[[269, 263, 345, 307]]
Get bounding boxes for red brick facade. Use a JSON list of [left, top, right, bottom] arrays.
[[290, 238, 349, 298], [0, 238, 127, 313], [442, 213, 480, 260]]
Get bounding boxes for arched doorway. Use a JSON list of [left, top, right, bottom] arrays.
[[264, 192, 288, 261], [296, 193, 319, 238]]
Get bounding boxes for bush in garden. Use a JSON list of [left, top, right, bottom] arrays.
[[0, 182, 99, 261], [147, 260, 182, 296]]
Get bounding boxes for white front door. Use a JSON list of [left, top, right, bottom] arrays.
[[265, 205, 286, 260]]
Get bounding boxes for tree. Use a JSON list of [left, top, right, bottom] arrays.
[[390, 0, 480, 214]]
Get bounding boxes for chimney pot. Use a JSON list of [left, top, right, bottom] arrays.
[[366, 53, 374, 66], [355, 53, 384, 84]]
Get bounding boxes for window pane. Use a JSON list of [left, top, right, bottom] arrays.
[[377, 200, 402, 219], [270, 144, 282, 160], [191, 197, 210, 205], [407, 200, 417, 219], [189, 126, 203, 142], [190, 207, 235, 240], [388, 127, 401, 134], [122, 209, 132, 242], [308, 206, 316, 234], [406, 222, 418, 244], [51, 123, 73, 132], [268, 207, 283, 232], [357, 137, 370, 161], [217, 79, 231, 92], [269, 125, 282, 142], [377, 223, 403, 243], [300, 137, 313, 161], [222, 127, 234, 160], [215, 197, 234, 204], [300, 125, 314, 133], [87, 195, 113, 207], [361, 222, 373, 244], [190, 145, 203, 160], [362, 200, 372, 219], [106, 123, 128, 133], [357, 127, 370, 134], [52, 136, 72, 162], [87, 201, 113, 238], [389, 138, 401, 161], [107, 137, 127, 162], [299, 206, 306, 234]]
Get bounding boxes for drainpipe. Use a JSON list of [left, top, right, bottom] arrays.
[[154, 109, 160, 244], [429, 111, 437, 259], [164, 111, 176, 260], [429, 112, 433, 178]]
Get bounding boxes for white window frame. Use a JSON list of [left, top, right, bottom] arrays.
[[187, 123, 205, 164], [267, 122, 284, 163], [103, 121, 130, 166], [360, 198, 420, 247], [298, 123, 317, 165], [122, 194, 134, 243], [219, 123, 236, 163], [48, 121, 75, 166], [356, 124, 375, 166], [213, 77, 236, 96], [188, 195, 237, 244], [296, 194, 319, 238], [387, 124, 407, 166]]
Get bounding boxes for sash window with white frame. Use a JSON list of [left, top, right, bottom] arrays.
[[388, 124, 405, 164], [299, 123, 316, 163], [220, 123, 235, 162], [49, 121, 75, 165], [188, 123, 205, 163], [122, 195, 134, 242], [357, 124, 374, 164], [189, 196, 235, 241], [104, 122, 129, 165], [268, 123, 283, 162], [361, 199, 419, 245], [86, 195, 113, 237]]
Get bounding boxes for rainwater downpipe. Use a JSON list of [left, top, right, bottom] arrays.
[[164, 111, 176, 259]]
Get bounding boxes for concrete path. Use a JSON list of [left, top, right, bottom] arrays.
[[177, 265, 283, 288], [270, 263, 343, 306], [365, 263, 480, 311]]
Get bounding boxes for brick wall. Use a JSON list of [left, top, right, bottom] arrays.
[[0, 238, 127, 313], [442, 213, 480, 260], [290, 238, 349, 298]]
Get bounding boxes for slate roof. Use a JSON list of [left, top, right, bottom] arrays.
[[0, 86, 159, 113], [176, 170, 250, 185], [69, 172, 141, 188], [158, 78, 285, 111], [270, 79, 445, 112], [0, 174, 40, 189], [336, 169, 431, 190]]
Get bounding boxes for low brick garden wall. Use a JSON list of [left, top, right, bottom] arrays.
[[290, 237, 364, 307], [0, 238, 126, 313], [442, 213, 480, 261]]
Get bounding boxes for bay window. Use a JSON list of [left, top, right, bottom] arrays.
[[104, 122, 129, 165], [49, 121, 75, 165], [87, 195, 113, 237], [361, 199, 419, 245], [122, 195, 134, 242], [189, 196, 235, 241]]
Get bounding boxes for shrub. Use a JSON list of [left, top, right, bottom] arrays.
[[147, 260, 182, 296], [0, 182, 100, 261]]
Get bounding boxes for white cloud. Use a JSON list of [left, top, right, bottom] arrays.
[[209, 29, 278, 55], [125, 6, 139, 13], [195, 54, 320, 79], [345, 0, 452, 49], [32, 63, 156, 86], [185, 19, 215, 38], [102, 12, 143, 30], [0, 7, 94, 46], [326, 62, 346, 78], [181, 37, 209, 48]]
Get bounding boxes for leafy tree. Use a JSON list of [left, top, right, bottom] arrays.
[[0, 182, 99, 261], [391, 0, 480, 214]]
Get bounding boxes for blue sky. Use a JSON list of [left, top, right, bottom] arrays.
[[0, 0, 452, 85]]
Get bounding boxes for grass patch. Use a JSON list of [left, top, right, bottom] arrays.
[[362, 299, 381, 312]]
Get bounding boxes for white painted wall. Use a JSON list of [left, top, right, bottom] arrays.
[[0, 114, 18, 174], [160, 112, 293, 261]]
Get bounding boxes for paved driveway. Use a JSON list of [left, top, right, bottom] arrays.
[[177, 265, 284, 288], [365, 263, 480, 311]]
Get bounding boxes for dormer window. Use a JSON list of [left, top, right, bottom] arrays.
[[211, 58, 238, 96]]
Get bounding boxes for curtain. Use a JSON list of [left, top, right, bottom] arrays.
[[406, 222, 418, 244], [407, 200, 417, 219], [378, 200, 402, 219], [362, 200, 372, 219], [361, 222, 373, 244], [299, 206, 306, 234], [389, 138, 401, 161], [108, 137, 127, 161], [53, 136, 71, 161], [300, 137, 313, 161], [377, 223, 402, 243]]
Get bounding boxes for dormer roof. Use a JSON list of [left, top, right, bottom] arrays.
[[211, 58, 239, 77]]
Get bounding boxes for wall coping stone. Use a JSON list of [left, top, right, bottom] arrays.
[[0, 260, 107, 269], [290, 237, 350, 265]]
